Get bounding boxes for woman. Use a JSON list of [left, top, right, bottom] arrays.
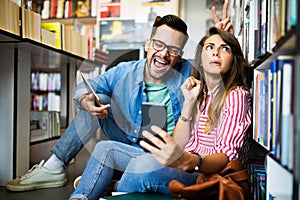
[[69, 27, 252, 200]]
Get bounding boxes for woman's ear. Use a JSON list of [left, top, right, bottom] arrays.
[[144, 39, 151, 52]]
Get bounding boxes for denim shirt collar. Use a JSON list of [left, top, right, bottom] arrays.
[[135, 59, 146, 86]]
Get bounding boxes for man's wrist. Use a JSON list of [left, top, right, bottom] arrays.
[[78, 95, 87, 107]]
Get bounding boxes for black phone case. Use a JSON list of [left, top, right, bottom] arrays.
[[139, 102, 167, 149]]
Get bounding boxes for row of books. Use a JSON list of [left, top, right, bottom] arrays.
[[248, 162, 266, 200], [0, 2, 95, 59], [236, 0, 297, 62], [31, 92, 61, 111], [30, 111, 61, 142], [31, 72, 62, 91], [253, 55, 295, 170], [31, 0, 97, 20]]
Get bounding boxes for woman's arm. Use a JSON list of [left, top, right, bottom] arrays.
[[173, 77, 201, 148], [141, 132, 229, 174], [167, 151, 228, 173]]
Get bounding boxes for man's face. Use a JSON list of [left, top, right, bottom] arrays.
[[144, 25, 187, 84]]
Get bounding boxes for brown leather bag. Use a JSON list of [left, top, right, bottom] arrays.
[[168, 159, 249, 200]]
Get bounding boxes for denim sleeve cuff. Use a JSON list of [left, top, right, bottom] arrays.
[[73, 87, 89, 109]]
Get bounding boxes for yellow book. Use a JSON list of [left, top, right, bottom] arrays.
[[41, 22, 64, 49]]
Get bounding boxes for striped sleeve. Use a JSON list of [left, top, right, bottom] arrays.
[[215, 87, 252, 161]]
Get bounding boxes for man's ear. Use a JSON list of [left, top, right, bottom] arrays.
[[177, 57, 182, 63], [144, 39, 151, 52], [177, 51, 184, 63]]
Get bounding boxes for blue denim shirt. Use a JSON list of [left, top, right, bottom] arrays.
[[73, 58, 192, 143]]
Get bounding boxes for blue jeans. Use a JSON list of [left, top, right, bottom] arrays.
[[51, 94, 131, 166], [69, 141, 199, 200]]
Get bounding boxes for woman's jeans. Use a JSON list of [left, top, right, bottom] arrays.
[[69, 141, 199, 200]]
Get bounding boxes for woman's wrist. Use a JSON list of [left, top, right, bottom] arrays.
[[180, 103, 193, 122], [192, 153, 202, 171], [179, 115, 192, 122]]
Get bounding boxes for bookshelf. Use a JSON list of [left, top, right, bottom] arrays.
[[232, 0, 299, 199], [0, 1, 103, 185], [30, 69, 62, 143]]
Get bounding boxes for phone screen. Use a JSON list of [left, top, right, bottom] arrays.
[[139, 102, 167, 149]]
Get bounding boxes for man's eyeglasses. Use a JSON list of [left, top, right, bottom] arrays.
[[151, 39, 183, 56]]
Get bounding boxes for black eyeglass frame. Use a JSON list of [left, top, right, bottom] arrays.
[[151, 39, 183, 56]]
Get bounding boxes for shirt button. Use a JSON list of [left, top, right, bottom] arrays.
[[132, 138, 137, 142], [139, 110, 142, 114], [143, 93, 146, 96], [134, 130, 137, 133]]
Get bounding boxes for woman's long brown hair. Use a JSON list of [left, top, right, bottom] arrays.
[[191, 27, 251, 133]]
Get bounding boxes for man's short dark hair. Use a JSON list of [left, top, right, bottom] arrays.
[[151, 15, 189, 46]]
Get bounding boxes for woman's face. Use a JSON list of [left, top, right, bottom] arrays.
[[201, 34, 233, 77]]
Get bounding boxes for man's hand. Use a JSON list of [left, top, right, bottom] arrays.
[[81, 93, 111, 119], [211, 1, 233, 33]]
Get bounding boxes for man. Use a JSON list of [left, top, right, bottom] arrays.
[[6, 2, 232, 192]]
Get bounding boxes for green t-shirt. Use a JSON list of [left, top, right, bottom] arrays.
[[145, 81, 175, 135]]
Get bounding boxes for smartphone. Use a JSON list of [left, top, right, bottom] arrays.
[[139, 102, 167, 149], [80, 72, 101, 106]]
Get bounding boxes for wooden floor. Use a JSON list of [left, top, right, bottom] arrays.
[[0, 142, 92, 200]]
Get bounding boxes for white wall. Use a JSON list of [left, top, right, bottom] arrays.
[[181, 0, 214, 59]]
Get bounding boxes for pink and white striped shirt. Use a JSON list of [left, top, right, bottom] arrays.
[[184, 85, 252, 166]]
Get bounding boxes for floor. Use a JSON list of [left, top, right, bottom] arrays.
[[0, 140, 93, 200]]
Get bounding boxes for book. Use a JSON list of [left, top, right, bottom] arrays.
[[56, 0, 65, 18], [270, 60, 278, 153], [41, 28, 56, 48], [260, 0, 268, 55], [278, 55, 294, 168], [263, 68, 271, 149], [287, 0, 297, 28], [50, 0, 57, 18], [30, 110, 61, 142], [254, 73, 265, 144], [41, 0, 50, 19], [41, 22, 65, 49]]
